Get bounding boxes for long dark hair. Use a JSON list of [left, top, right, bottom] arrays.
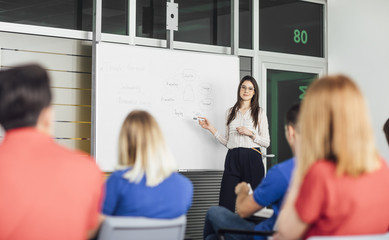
[[227, 75, 260, 127]]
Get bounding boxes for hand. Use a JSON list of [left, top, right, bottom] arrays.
[[198, 117, 211, 130], [236, 126, 254, 137], [235, 182, 250, 195]]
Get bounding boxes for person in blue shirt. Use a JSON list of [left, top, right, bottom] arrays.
[[203, 103, 300, 240], [102, 110, 193, 218]]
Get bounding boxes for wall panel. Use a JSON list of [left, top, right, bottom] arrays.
[[0, 32, 92, 153]]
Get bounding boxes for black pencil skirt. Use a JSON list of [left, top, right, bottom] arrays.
[[218, 147, 265, 212]]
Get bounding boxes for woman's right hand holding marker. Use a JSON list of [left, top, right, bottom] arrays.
[[198, 117, 217, 135]]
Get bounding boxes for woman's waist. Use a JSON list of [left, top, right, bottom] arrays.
[[227, 141, 260, 149]]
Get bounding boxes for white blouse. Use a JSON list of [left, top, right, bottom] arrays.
[[214, 108, 270, 149]]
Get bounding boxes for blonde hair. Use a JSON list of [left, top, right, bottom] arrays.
[[118, 110, 177, 186], [295, 75, 380, 181]]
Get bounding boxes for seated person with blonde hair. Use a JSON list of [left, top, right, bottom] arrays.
[[102, 110, 193, 218], [275, 75, 389, 240]]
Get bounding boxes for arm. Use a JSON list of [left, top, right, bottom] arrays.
[[198, 117, 217, 135], [252, 108, 270, 148], [86, 165, 105, 239], [236, 161, 292, 220], [235, 182, 263, 218], [199, 109, 230, 146], [275, 162, 327, 240], [87, 214, 106, 239], [273, 179, 309, 240], [235, 108, 270, 148], [102, 172, 120, 215]]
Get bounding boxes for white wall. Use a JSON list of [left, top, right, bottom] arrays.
[[328, 0, 389, 161]]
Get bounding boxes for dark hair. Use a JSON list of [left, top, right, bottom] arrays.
[[227, 75, 260, 127], [285, 103, 300, 127], [0, 64, 52, 130], [384, 118, 389, 145]]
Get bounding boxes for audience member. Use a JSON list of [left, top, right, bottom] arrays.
[[0, 64, 103, 240], [203, 103, 300, 240], [384, 118, 389, 145], [102, 110, 193, 218], [275, 75, 389, 240]]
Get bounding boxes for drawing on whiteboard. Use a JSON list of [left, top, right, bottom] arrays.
[[182, 69, 197, 81], [118, 96, 138, 105], [174, 109, 184, 118], [120, 82, 141, 92], [160, 96, 176, 103], [199, 82, 212, 95], [200, 98, 213, 111], [165, 80, 180, 88]]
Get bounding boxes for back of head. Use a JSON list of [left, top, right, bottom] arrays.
[[384, 118, 389, 146], [0, 64, 51, 131], [297, 75, 378, 179], [285, 103, 300, 128], [118, 110, 177, 186]]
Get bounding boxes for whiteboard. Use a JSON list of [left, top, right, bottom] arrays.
[[95, 42, 239, 171]]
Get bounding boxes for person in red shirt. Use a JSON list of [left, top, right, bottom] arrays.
[[275, 75, 389, 240], [0, 64, 104, 240]]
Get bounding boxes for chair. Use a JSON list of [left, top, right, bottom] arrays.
[[97, 215, 186, 240], [307, 232, 389, 240]]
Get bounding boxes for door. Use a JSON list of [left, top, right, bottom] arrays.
[[259, 61, 325, 170]]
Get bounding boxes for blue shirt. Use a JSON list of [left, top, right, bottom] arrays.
[[103, 169, 193, 218], [253, 157, 295, 234]]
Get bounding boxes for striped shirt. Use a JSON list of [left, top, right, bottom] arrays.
[[214, 108, 270, 149]]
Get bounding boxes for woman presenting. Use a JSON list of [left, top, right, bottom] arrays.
[[199, 75, 270, 212]]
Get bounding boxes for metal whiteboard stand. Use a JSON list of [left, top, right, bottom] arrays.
[[91, 0, 102, 157], [166, 1, 178, 49]]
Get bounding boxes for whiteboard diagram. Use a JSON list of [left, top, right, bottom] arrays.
[[94, 42, 239, 171]]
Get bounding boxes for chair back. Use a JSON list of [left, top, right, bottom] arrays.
[[307, 232, 389, 240], [97, 215, 186, 240]]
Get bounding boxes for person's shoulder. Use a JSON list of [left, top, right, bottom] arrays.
[[172, 172, 191, 182], [311, 159, 335, 170], [377, 157, 389, 174], [109, 168, 130, 179], [171, 172, 193, 188], [261, 158, 293, 186], [105, 168, 131, 186], [62, 148, 96, 166], [305, 159, 335, 179], [276, 157, 294, 168], [52, 143, 102, 174], [269, 157, 294, 174]]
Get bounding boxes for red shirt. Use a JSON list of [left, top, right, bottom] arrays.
[[296, 159, 389, 239], [0, 128, 103, 240]]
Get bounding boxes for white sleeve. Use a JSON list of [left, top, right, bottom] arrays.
[[214, 109, 230, 147], [253, 108, 270, 148]]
